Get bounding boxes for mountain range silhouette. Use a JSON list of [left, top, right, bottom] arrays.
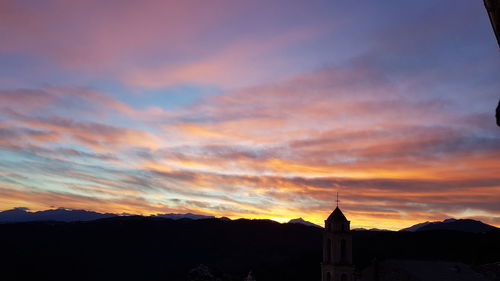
[[0, 212, 499, 281], [1, 208, 496, 233]]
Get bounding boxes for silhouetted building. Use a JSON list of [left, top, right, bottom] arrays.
[[483, 1, 500, 127], [496, 100, 500, 127], [484, 0, 500, 47], [322, 206, 354, 281]]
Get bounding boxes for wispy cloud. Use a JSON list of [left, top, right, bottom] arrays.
[[0, 0, 499, 230]]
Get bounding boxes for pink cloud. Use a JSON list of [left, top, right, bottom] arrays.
[[0, 1, 246, 68], [2, 110, 162, 152], [1, 0, 329, 90], [124, 26, 324, 88]]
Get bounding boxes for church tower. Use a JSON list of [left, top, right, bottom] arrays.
[[321, 196, 353, 281]]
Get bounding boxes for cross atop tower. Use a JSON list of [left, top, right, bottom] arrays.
[[336, 192, 339, 207]]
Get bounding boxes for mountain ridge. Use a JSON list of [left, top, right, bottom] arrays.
[[288, 217, 321, 228], [1, 208, 498, 234], [0, 207, 117, 223], [400, 218, 497, 233], [0, 207, 220, 223]]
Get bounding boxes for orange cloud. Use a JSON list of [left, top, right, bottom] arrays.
[[1, 50, 499, 230]]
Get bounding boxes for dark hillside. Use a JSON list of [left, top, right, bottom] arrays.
[[0, 217, 322, 281], [352, 229, 500, 269], [0, 218, 498, 281]]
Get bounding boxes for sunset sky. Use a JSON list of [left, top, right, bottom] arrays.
[[1, 0, 499, 230]]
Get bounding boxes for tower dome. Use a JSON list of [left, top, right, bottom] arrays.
[[327, 207, 348, 222]]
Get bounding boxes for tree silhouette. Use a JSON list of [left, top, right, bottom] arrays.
[[187, 264, 220, 281]]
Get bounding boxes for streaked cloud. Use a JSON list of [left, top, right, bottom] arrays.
[[0, 0, 499, 230]]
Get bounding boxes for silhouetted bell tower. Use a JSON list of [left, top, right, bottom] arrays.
[[322, 194, 353, 281]]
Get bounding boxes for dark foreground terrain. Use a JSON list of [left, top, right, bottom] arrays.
[[1, 217, 499, 281]]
